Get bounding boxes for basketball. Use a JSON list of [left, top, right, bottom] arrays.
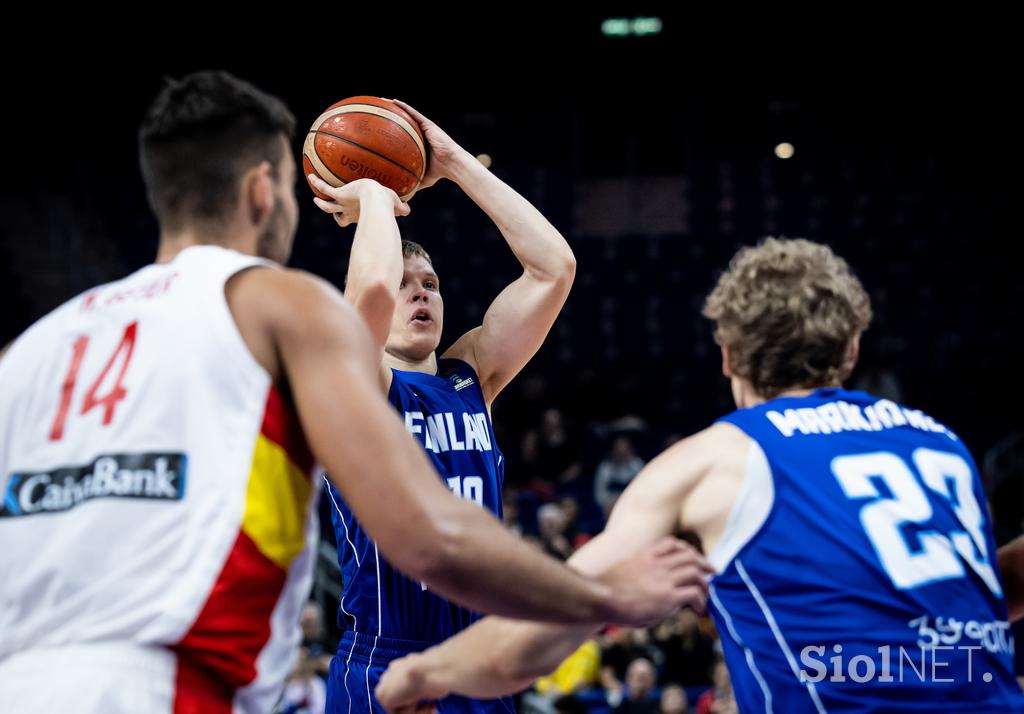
[[303, 96, 427, 201]]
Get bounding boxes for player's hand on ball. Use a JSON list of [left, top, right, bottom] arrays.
[[390, 100, 469, 194], [307, 175, 410, 228]]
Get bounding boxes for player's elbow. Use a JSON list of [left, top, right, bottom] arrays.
[[353, 279, 397, 314], [561, 248, 577, 278], [550, 246, 576, 287], [350, 280, 397, 344], [558, 252, 576, 292], [526, 239, 575, 287]]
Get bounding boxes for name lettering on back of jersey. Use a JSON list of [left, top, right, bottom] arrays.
[[765, 399, 955, 440], [1, 453, 187, 518], [81, 273, 180, 312], [403, 411, 492, 453]]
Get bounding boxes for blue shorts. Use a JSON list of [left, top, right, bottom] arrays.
[[326, 630, 516, 714]]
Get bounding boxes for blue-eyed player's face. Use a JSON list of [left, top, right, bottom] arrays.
[[387, 255, 444, 361]]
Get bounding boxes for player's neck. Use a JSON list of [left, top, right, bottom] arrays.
[[756, 385, 840, 406], [736, 379, 838, 408], [772, 386, 822, 401], [382, 349, 438, 375], [155, 227, 257, 264]]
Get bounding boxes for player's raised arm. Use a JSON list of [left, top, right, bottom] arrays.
[[392, 100, 576, 405]]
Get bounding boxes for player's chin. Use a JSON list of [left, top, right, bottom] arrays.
[[414, 322, 441, 342], [402, 333, 439, 360]]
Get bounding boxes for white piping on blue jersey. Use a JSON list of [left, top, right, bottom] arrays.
[[709, 584, 774, 713], [323, 475, 360, 714], [365, 544, 382, 714], [708, 440, 774, 573], [735, 559, 828, 714], [341, 623, 356, 714], [324, 475, 362, 568], [497, 694, 517, 714], [375, 544, 382, 637]]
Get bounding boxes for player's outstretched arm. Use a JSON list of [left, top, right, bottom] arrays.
[[393, 99, 576, 404], [226, 265, 693, 628], [307, 176, 409, 361], [375, 427, 743, 711]]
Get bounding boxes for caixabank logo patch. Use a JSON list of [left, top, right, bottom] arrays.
[[1, 453, 187, 517]]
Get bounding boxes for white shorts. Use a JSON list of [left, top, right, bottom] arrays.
[[0, 642, 235, 713]]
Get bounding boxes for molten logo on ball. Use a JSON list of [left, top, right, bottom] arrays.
[[303, 96, 427, 201]]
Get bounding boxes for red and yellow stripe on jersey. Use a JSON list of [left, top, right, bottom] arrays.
[[172, 385, 315, 713]]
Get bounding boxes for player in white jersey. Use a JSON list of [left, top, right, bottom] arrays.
[[0, 71, 711, 713]]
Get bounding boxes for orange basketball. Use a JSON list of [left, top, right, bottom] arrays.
[[303, 96, 427, 201]]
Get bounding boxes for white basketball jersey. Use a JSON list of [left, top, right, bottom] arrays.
[[0, 245, 320, 713]]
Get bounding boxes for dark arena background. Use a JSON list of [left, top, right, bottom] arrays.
[[2, 12, 1021, 713]]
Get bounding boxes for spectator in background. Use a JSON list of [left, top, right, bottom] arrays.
[[594, 436, 645, 517], [538, 408, 583, 485], [600, 627, 660, 682], [512, 429, 543, 492], [503, 488, 524, 535], [281, 647, 327, 714], [538, 502, 573, 560], [653, 610, 715, 687], [659, 685, 689, 714], [694, 658, 736, 714], [607, 658, 659, 714], [558, 496, 583, 545], [300, 601, 332, 677]]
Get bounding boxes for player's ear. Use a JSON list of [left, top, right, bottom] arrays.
[[721, 345, 733, 378], [242, 161, 274, 226], [847, 334, 861, 370]]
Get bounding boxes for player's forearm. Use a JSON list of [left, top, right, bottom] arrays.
[[309, 380, 623, 625], [446, 151, 574, 282], [273, 273, 621, 625], [997, 535, 1024, 621], [399, 618, 598, 699], [415, 497, 623, 625], [344, 191, 404, 346]]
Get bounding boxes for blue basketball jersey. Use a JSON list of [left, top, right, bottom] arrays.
[[325, 359, 504, 642], [708, 388, 1023, 713], [324, 359, 514, 714]]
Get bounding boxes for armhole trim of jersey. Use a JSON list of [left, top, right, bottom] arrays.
[[709, 438, 775, 573], [215, 262, 275, 384]]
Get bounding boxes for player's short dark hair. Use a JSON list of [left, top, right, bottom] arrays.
[[139, 70, 295, 233]]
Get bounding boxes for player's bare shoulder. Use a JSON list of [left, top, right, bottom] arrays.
[[701, 421, 754, 473], [225, 266, 365, 381], [672, 422, 754, 545], [657, 421, 752, 478]]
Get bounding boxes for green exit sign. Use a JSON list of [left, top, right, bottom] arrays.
[[602, 17, 663, 37]]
